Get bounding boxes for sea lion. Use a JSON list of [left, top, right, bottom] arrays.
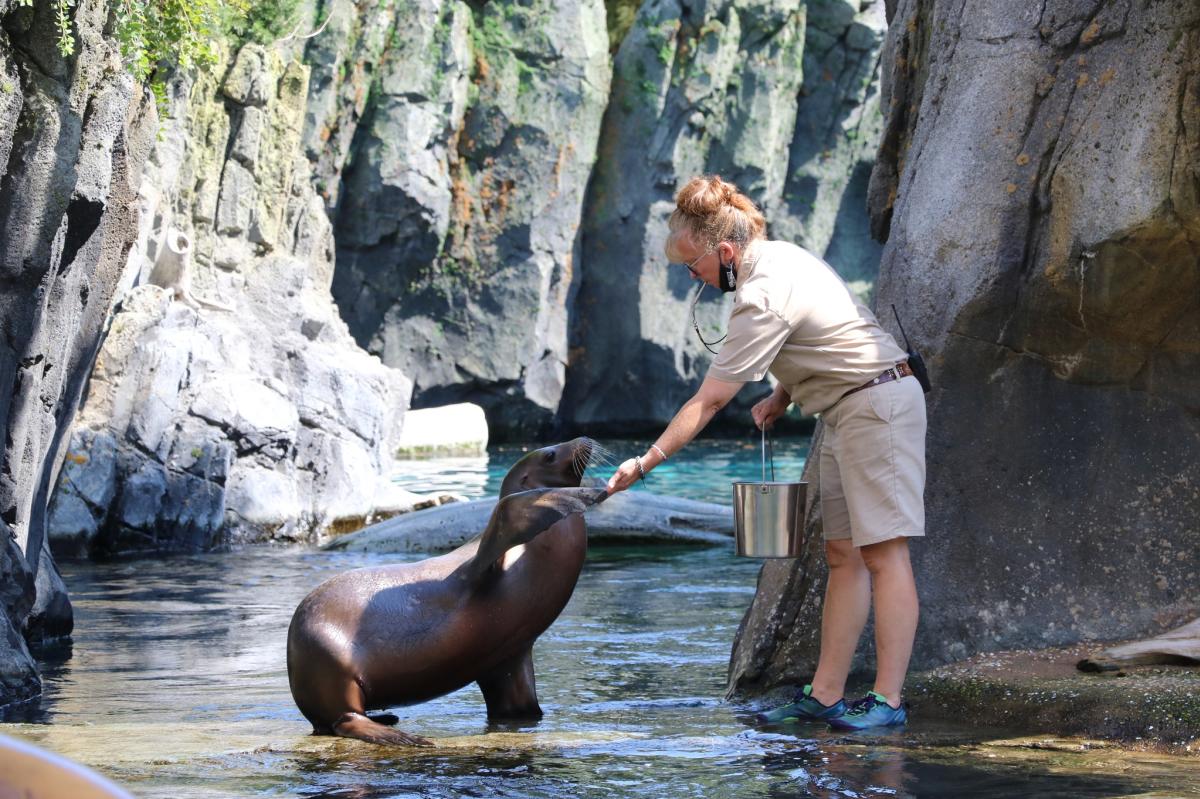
[[286, 437, 607, 747]]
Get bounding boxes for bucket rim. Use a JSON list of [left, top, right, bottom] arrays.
[[731, 480, 808, 487]]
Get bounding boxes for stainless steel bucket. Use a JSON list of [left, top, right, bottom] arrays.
[[733, 428, 807, 558]]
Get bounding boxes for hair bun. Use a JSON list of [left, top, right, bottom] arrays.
[[675, 175, 736, 218], [668, 174, 766, 249]]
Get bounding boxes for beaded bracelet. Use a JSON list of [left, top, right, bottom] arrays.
[[634, 455, 646, 484], [649, 444, 668, 461]]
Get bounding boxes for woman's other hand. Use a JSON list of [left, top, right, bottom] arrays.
[[606, 458, 643, 495], [751, 389, 790, 430]]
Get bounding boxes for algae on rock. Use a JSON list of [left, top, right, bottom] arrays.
[[47, 42, 414, 554]]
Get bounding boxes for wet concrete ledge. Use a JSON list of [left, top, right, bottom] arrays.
[[904, 644, 1199, 753]]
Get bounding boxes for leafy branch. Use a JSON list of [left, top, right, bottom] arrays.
[[13, 0, 309, 111]]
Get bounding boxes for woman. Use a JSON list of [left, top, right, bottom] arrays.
[[606, 175, 926, 731]]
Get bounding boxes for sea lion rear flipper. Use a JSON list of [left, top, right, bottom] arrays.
[[464, 487, 608, 582], [332, 712, 433, 747], [477, 647, 542, 720]]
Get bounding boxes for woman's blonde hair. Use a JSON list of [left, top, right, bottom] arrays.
[[667, 175, 766, 256]]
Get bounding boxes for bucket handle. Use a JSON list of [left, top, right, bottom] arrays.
[[760, 426, 776, 483]]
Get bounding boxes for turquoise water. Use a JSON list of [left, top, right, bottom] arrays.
[[2, 438, 1198, 797], [392, 437, 811, 505]]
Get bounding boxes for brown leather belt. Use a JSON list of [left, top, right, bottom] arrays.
[[842, 362, 913, 399]]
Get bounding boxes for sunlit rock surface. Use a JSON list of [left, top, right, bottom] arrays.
[[730, 0, 1200, 695], [0, 0, 156, 702], [564, 0, 888, 435], [305, 0, 612, 439], [325, 490, 734, 553], [46, 44, 412, 555]]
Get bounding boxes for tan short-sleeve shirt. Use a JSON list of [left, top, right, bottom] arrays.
[[706, 240, 908, 415]]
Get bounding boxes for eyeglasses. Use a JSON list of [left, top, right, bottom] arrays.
[[673, 249, 712, 277]]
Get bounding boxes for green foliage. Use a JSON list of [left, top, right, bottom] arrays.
[[13, 0, 73, 56], [21, 0, 307, 112], [226, 0, 304, 46], [113, 0, 249, 108]]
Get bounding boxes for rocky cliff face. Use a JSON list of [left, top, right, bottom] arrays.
[[729, 0, 1200, 694], [564, 0, 886, 434], [0, 0, 156, 701], [45, 43, 413, 555], [307, 0, 612, 439]]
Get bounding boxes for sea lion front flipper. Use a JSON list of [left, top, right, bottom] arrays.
[[477, 646, 542, 720], [332, 712, 433, 747], [463, 487, 607, 582]]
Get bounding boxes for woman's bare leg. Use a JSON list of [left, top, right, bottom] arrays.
[[859, 536, 919, 707], [809, 539, 872, 705]]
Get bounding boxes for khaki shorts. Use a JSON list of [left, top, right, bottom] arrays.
[[819, 375, 927, 547]]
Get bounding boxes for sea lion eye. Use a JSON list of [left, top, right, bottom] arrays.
[[542, 450, 555, 464]]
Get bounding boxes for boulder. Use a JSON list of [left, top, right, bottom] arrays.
[[0, 0, 156, 704], [325, 490, 734, 553], [729, 0, 1200, 695]]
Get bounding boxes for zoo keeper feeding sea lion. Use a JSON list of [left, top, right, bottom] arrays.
[[606, 175, 927, 731]]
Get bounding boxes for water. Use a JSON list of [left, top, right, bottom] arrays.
[[2, 440, 1198, 797], [391, 437, 811, 505]]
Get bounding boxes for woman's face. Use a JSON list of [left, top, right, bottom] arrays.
[[666, 232, 732, 288]]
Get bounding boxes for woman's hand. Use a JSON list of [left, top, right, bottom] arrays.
[[751, 389, 790, 430], [606, 458, 643, 495]]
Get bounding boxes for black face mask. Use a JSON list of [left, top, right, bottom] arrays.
[[718, 253, 737, 293]]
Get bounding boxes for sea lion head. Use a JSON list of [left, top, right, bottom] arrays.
[[499, 437, 596, 497]]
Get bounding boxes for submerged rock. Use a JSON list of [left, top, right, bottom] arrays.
[[325, 490, 734, 553], [46, 44, 412, 555], [730, 0, 1200, 695]]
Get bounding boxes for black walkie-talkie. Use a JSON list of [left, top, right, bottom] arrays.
[[891, 305, 932, 393]]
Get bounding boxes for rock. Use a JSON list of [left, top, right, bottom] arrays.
[[903, 643, 1200, 748], [320, 0, 612, 439], [564, 0, 888, 436], [326, 490, 734, 553], [0, 0, 156, 704], [729, 0, 1200, 695], [46, 42, 413, 554], [395, 403, 489, 457], [25, 546, 72, 643], [1078, 618, 1200, 672]]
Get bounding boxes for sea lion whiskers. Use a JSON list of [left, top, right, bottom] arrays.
[[582, 442, 617, 470]]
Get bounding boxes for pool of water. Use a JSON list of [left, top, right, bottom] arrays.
[[3, 439, 1198, 797], [392, 437, 811, 505], [3, 547, 1197, 798]]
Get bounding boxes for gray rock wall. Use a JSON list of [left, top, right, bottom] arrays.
[[311, 0, 612, 439], [46, 43, 413, 555], [563, 0, 887, 435], [729, 0, 1200, 695], [0, 0, 155, 703]]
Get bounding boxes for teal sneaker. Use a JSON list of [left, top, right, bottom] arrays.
[[756, 684, 847, 724], [828, 691, 907, 730]]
